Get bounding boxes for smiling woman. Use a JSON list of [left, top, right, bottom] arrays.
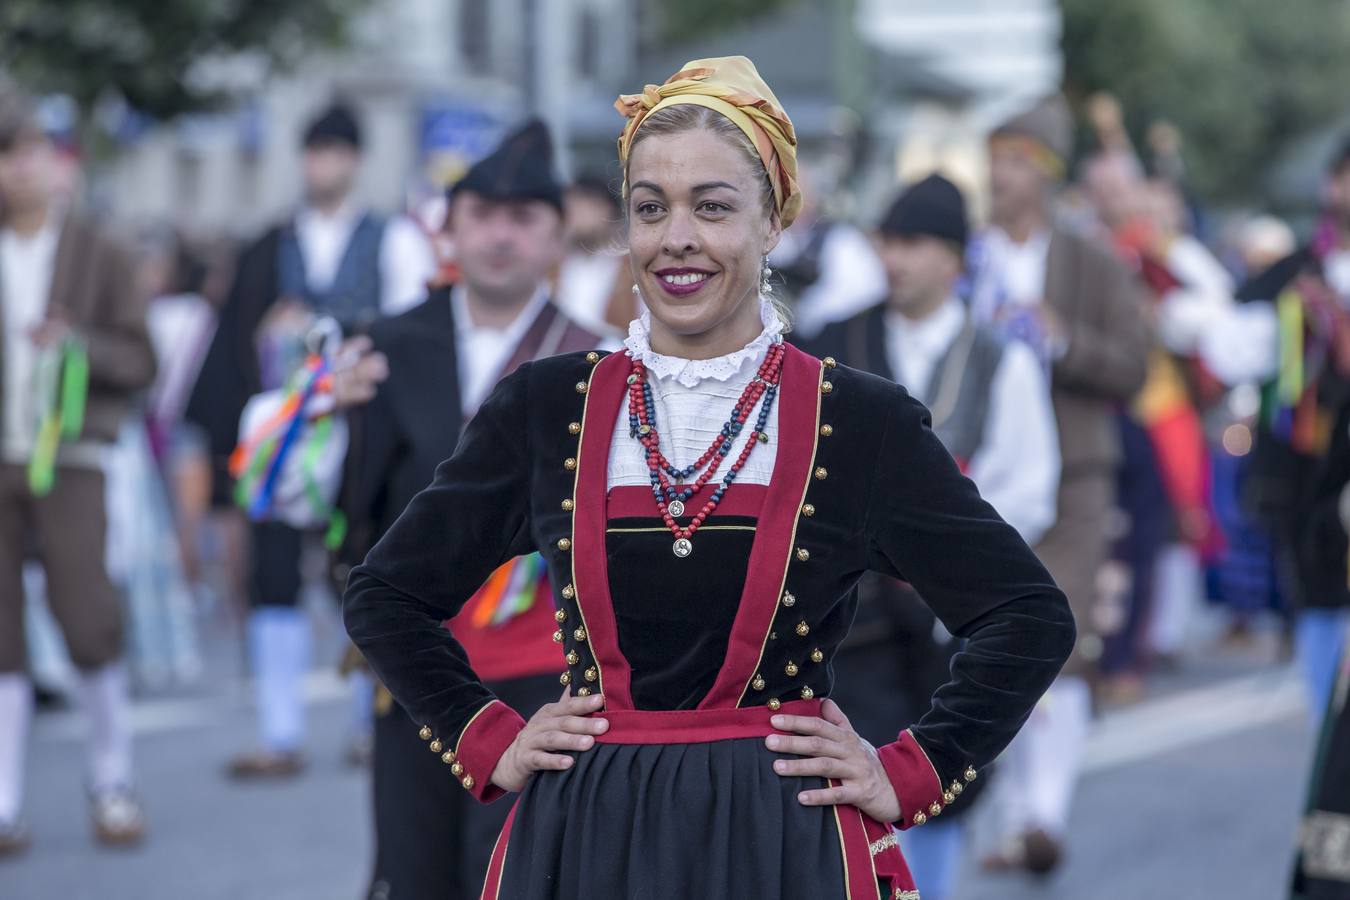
[[344, 55, 1075, 900]]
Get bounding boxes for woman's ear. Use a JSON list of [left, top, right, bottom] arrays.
[[763, 210, 783, 256]]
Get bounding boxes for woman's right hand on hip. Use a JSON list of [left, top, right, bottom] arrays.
[[490, 690, 608, 792]]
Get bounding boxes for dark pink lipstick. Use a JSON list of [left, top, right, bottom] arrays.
[[653, 267, 716, 297]]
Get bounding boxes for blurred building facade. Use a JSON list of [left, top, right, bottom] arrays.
[[99, 0, 1062, 235]]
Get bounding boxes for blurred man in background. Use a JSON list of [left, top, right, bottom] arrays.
[[0, 87, 156, 855], [968, 94, 1151, 873], [555, 173, 632, 336], [186, 102, 435, 779], [276, 120, 603, 899], [811, 173, 1059, 900]]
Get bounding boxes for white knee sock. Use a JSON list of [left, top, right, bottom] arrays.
[[249, 608, 310, 753], [0, 673, 32, 823], [1023, 675, 1092, 835], [77, 663, 135, 794]]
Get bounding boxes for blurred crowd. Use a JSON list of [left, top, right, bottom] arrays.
[[1, 65, 1349, 900]]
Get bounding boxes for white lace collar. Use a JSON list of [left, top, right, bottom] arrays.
[[623, 294, 785, 388]]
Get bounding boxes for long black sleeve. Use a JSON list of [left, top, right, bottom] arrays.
[[343, 364, 537, 800], [864, 388, 1075, 796]]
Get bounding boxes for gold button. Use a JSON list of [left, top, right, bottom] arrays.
[[555, 608, 567, 623], [429, 739, 443, 753], [781, 591, 796, 607], [574, 627, 587, 642], [566, 650, 579, 665], [796, 547, 810, 562], [584, 666, 598, 682], [823, 356, 837, 369], [451, 761, 464, 776], [561, 499, 574, 512], [814, 467, 827, 480], [810, 649, 823, 663], [561, 584, 575, 600], [560, 671, 571, 684], [820, 424, 833, 437], [568, 421, 581, 434], [913, 812, 927, 826], [752, 674, 766, 691], [757, 431, 770, 443], [575, 382, 588, 394], [800, 686, 814, 700], [769, 631, 778, 640], [767, 698, 781, 711], [964, 766, 978, 782], [820, 381, 833, 394], [951, 781, 964, 795], [462, 775, 475, 790], [586, 351, 600, 364], [418, 726, 433, 741], [943, 791, 956, 804], [801, 504, 815, 517], [441, 751, 456, 764], [785, 661, 799, 677], [557, 537, 572, 552], [576, 687, 591, 697], [564, 458, 577, 471], [553, 630, 564, 643], [929, 802, 942, 817], [795, 621, 809, 636], [638, 423, 652, 436]]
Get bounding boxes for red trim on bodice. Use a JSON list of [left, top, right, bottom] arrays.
[[572, 346, 822, 713]]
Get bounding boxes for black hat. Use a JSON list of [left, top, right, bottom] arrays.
[[450, 119, 563, 212], [303, 104, 362, 150], [1330, 134, 1350, 176], [878, 174, 968, 248]]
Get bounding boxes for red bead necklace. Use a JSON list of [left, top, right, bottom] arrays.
[[626, 342, 785, 557]]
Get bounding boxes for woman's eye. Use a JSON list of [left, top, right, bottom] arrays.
[[698, 201, 730, 214], [636, 202, 663, 216]]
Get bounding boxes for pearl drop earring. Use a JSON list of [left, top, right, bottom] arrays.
[[761, 256, 773, 295]]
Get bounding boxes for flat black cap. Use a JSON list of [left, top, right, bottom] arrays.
[[450, 119, 563, 212], [878, 174, 969, 248], [303, 104, 362, 150]]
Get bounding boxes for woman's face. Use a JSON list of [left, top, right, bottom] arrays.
[[627, 127, 781, 352]]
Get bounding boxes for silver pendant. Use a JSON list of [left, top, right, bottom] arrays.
[[668, 499, 685, 518], [673, 538, 693, 558]]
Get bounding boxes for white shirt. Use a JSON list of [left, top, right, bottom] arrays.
[[452, 285, 552, 417], [608, 296, 783, 489], [1, 217, 61, 462], [294, 201, 436, 316], [770, 221, 888, 339], [970, 227, 1051, 321], [885, 298, 1060, 544], [556, 250, 626, 338]]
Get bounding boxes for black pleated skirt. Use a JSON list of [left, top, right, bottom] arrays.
[[485, 737, 887, 899]]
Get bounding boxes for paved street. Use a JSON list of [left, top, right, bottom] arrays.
[[0, 627, 1316, 900]]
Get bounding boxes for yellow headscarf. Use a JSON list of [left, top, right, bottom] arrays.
[[615, 55, 802, 229]]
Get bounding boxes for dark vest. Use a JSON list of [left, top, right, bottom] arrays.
[[815, 303, 1005, 467], [907, 316, 1006, 467], [276, 212, 385, 330]]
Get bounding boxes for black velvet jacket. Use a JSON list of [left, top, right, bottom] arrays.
[[344, 344, 1075, 822]]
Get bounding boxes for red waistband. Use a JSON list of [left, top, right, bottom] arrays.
[[592, 699, 822, 745]]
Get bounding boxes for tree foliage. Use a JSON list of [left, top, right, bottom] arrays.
[[1061, 0, 1350, 203], [655, 0, 806, 45], [0, 0, 372, 120]]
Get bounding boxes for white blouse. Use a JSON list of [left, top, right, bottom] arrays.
[[607, 296, 783, 490]]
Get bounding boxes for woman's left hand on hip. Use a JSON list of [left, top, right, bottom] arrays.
[[766, 698, 902, 823]]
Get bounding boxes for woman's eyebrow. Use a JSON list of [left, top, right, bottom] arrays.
[[692, 181, 740, 193], [630, 180, 664, 195]]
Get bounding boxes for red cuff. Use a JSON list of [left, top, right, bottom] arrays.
[[877, 729, 948, 830], [452, 700, 526, 803]]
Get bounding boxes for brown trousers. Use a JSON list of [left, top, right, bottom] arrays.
[[0, 462, 124, 672], [1033, 468, 1115, 677]]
